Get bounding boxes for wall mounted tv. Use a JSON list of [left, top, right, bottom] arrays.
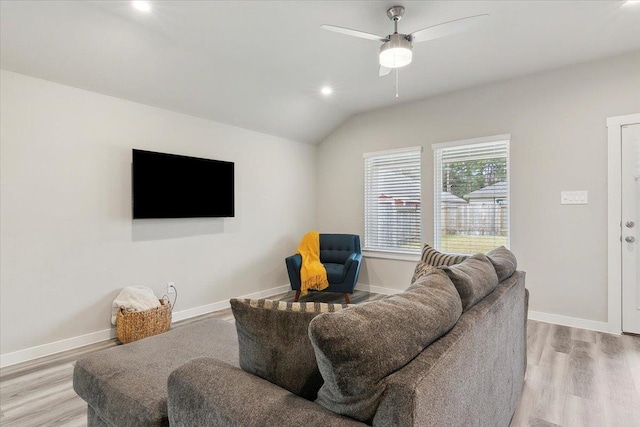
[[132, 149, 234, 219]]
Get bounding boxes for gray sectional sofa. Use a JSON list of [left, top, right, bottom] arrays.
[[74, 246, 528, 426]]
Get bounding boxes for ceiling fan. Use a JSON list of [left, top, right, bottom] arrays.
[[321, 6, 488, 79]]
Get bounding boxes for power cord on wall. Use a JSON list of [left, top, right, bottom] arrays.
[[163, 285, 177, 311]]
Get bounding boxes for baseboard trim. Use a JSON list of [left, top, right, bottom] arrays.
[[528, 310, 616, 334], [0, 328, 117, 369], [0, 283, 292, 368], [355, 283, 403, 295], [171, 284, 291, 322]]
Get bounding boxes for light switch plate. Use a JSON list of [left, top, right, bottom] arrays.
[[561, 190, 588, 205]]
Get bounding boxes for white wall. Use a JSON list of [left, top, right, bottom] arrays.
[[318, 52, 640, 324], [0, 70, 316, 358]]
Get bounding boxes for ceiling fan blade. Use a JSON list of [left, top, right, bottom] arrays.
[[409, 14, 488, 43], [379, 66, 391, 77], [320, 24, 387, 42]]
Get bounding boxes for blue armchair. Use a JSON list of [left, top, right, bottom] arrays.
[[285, 234, 362, 304]]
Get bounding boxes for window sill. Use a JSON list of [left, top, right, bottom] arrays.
[[363, 250, 421, 262]]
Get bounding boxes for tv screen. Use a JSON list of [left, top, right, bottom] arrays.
[[132, 149, 234, 219]]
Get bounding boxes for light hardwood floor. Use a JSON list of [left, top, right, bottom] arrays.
[[511, 321, 640, 427], [1, 291, 639, 427]]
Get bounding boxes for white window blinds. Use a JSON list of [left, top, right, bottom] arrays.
[[433, 137, 510, 255], [364, 147, 422, 255]]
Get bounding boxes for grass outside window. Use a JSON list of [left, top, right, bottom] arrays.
[[440, 234, 508, 255]]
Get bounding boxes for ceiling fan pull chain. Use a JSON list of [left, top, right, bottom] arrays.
[[395, 68, 399, 98]]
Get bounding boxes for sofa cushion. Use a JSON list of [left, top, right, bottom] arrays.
[[439, 253, 499, 311], [168, 358, 367, 427], [230, 299, 349, 400], [73, 318, 239, 427], [410, 261, 435, 284], [421, 243, 468, 266], [486, 246, 518, 281], [308, 269, 462, 422]]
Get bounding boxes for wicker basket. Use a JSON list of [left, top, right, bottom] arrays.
[[116, 298, 172, 344]]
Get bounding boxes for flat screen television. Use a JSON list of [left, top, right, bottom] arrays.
[[132, 149, 234, 219]]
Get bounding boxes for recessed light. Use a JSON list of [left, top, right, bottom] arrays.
[[321, 86, 333, 96], [132, 1, 151, 12], [625, 0, 640, 4]]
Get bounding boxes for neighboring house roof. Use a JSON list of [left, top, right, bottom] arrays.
[[378, 194, 420, 207], [441, 192, 466, 204], [464, 181, 508, 200]]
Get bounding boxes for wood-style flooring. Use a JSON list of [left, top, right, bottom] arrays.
[[511, 321, 640, 427], [1, 290, 639, 427]]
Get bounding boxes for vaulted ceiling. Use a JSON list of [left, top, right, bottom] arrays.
[[2, 1, 639, 144]]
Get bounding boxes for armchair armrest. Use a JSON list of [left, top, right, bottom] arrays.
[[342, 253, 363, 283], [285, 254, 302, 289], [343, 252, 362, 271], [168, 358, 365, 427]]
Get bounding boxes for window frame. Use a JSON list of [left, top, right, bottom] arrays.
[[363, 146, 423, 261], [432, 134, 511, 255]]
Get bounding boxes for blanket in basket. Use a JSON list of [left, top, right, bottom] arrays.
[[111, 286, 160, 325]]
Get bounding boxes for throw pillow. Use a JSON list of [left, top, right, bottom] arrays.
[[439, 253, 499, 311], [486, 246, 518, 281], [421, 243, 468, 266], [410, 261, 435, 284], [230, 299, 349, 400], [308, 269, 462, 422]]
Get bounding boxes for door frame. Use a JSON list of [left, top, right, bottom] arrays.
[[607, 113, 640, 334]]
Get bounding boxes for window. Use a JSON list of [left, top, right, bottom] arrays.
[[433, 135, 510, 255], [364, 147, 422, 256]]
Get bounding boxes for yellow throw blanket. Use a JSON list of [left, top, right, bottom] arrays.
[[297, 231, 329, 296]]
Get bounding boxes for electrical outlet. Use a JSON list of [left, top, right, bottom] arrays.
[[167, 282, 175, 294]]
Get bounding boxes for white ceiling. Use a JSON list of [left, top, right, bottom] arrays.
[[2, 1, 639, 144]]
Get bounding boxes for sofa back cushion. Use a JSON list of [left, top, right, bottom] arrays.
[[439, 253, 499, 311], [420, 243, 468, 266], [410, 261, 435, 284], [231, 299, 349, 400], [411, 244, 468, 284], [486, 246, 518, 281], [308, 269, 462, 423], [320, 234, 361, 264]]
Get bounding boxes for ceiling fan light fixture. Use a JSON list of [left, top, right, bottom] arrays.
[[379, 34, 412, 68]]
